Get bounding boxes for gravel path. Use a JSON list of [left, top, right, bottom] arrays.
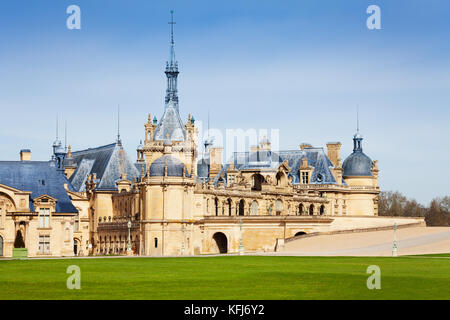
[[280, 227, 450, 256]]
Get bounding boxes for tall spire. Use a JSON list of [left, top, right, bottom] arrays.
[[52, 114, 63, 158], [64, 120, 67, 152], [153, 10, 186, 141], [169, 9, 176, 63], [356, 105, 360, 134], [56, 114, 59, 141], [165, 9, 179, 109], [353, 106, 363, 152], [117, 104, 122, 146]]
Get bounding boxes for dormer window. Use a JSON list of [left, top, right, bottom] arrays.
[[301, 172, 309, 184], [317, 174, 323, 183]]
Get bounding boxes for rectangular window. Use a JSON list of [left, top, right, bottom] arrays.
[[39, 235, 50, 254], [39, 208, 50, 228], [302, 172, 309, 184]]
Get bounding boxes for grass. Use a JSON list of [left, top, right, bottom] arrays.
[[406, 253, 450, 258], [0, 256, 449, 300]]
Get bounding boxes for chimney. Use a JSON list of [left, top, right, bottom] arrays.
[[209, 147, 223, 178], [326, 142, 342, 167], [20, 149, 31, 161]]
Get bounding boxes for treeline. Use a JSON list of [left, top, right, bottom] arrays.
[[378, 191, 450, 226]]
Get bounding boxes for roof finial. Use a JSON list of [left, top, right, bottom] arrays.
[[357, 105, 360, 133], [169, 10, 175, 45], [168, 10, 176, 65], [56, 114, 59, 140], [117, 104, 122, 145], [64, 120, 67, 152]]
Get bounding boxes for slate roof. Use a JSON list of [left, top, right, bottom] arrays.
[[69, 142, 140, 191], [153, 100, 186, 141], [214, 148, 337, 187], [342, 151, 373, 177], [0, 161, 78, 213], [197, 158, 210, 179]]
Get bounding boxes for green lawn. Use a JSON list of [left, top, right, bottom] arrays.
[[0, 256, 449, 300]]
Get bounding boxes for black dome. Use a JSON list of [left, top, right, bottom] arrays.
[[342, 151, 373, 177], [149, 155, 184, 177]]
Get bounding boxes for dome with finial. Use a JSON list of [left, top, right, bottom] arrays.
[[343, 152, 373, 177], [137, 140, 144, 150], [342, 130, 373, 177]]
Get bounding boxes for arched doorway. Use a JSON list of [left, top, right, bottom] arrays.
[[212, 232, 228, 254], [238, 200, 245, 216], [295, 231, 307, 237], [73, 238, 80, 256], [0, 235, 3, 256]]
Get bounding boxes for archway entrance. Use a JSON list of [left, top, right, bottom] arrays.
[[212, 232, 228, 254], [0, 235, 3, 256]]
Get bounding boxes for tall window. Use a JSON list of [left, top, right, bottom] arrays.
[[74, 213, 79, 232], [251, 201, 258, 215], [39, 235, 50, 254], [301, 172, 309, 184], [275, 199, 283, 215], [39, 208, 50, 228]]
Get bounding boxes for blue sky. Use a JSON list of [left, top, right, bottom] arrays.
[[0, 0, 449, 204]]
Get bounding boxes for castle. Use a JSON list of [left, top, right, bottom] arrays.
[[1, 13, 422, 258]]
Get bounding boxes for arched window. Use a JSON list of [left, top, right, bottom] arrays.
[[320, 205, 325, 215], [299, 203, 304, 216], [251, 174, 264, 191], [250, 201, 258, 215], [276, 172, 282, 186], [295, 231, 307, 237], [239, 200, 245, 216], [228, 199, 232, 216], [276, 172, 287, 187], [0, 235, 3, 256], [275, 199, 283, 215], [309, 204, 314, 216]]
